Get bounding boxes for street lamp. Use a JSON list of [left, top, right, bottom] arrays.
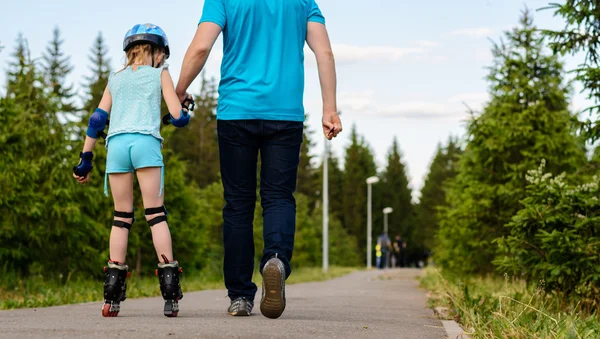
[[366, 176, 380, 269], [383, 207, 393, 235], [383, 207, 393, 269]]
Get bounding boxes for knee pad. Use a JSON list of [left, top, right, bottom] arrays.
[[146, 206, 168, 226], [113, 210, 135, 230], [86, 108, 109, 139]]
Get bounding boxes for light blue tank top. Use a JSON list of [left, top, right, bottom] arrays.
[[103, 65, 166, 198], [106, 65, 165, 144]]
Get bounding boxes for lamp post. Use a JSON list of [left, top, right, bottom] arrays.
[[322, 111, 341, 273], [322, 138, 329, 273], [366, 176, 380, 269]]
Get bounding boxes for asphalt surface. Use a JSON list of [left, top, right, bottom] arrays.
[[0, 269, 446, 339]]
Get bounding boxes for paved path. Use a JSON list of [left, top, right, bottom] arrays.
[[0, 269, 446, 339]]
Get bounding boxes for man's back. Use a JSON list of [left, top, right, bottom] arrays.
[[200, 0, 325, 122]]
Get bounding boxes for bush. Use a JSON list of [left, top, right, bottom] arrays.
[[495, 160, 600, 309], [420, 268, 600, 338]]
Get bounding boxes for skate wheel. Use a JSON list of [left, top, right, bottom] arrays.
[[164, 300, 179, 317], [102, 303, 119, 317]]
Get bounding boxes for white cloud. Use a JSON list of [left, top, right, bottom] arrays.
[[211, 39, 441, 67], [447, 27, 494, 38], [449, 92, 489, 104], [338, 91, 489, 121], [330, 44, 424, 63], [415, 40, 440, 48]]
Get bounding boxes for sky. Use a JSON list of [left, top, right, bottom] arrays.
[[0, 0, 591, 200]]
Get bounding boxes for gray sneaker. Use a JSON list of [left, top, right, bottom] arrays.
[[260, 257, 286, 319], [228, 297, 253, 316]]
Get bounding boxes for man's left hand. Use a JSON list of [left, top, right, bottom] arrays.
[[178, 92, 193, 104]]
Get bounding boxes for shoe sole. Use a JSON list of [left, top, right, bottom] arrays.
[[260, 263, 285, 319], [228, 310, 250, 316]]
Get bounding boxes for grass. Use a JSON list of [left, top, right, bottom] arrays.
[[419, 267, 600, 339], [0, 266, 357, 310]]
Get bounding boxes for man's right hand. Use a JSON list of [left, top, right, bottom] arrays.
[[322, 110, 342, 140]]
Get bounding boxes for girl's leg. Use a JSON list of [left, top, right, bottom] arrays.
[[136, 167, 173, 263], [108, 173, 134, 263]]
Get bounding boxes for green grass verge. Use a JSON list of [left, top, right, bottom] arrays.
[[419, 267, 600, 339], [0, 266, 358, 310]]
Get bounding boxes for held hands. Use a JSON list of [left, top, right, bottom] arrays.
[[73, 152, 93, 184], [322, 110, 342, 140], [163, 93, 194, 128]]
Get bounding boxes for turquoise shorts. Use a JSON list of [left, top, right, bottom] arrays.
[[104, 133, 164, 196]]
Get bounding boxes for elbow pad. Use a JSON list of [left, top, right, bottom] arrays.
[[86, 108, 109, 139]]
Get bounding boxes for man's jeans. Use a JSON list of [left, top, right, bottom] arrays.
[[217, 119, 303, 301]]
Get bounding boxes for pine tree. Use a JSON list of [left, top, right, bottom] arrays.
[[341, 124, 377, 261], [1, 36, 108, 277], [416, 137, 462, 252], [379, 138, 414, 237], [6, 34, 30, 97], [83, 32, 111, 114], [296, 114, 319, 206], [436, 9, 587, 274], [542, 0, 600, 142], [42, 27, 76, 113]]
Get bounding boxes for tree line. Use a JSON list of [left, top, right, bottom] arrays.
[[423, 6, 600, 310], [0, 27, 421, 281]]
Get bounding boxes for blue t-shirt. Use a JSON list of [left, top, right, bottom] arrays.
[[199, 0, 325, 122]]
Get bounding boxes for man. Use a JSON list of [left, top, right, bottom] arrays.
[[175, 0, 341, 319], [393, 235, 403, 268], [376, 233, 391, 269]]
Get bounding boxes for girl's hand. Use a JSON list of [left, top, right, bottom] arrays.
[[73, 172, 91, 184], [73, 152, 94, 184]]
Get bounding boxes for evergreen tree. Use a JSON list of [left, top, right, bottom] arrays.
[[82, 32, 111, 114], [1, 36, 108, 278], [379, 137, 414, 238], [42, 27, 76, 113], [296, 114, 319, 206], [6, 34, 30, 97], [416, 137, 462, 252], [341, 124, 377, 261], [543, 0, 600, 142], [293, 194, 322, 267], [436, 9, 587, 274], [373, 138, 417, 263], [165, 75, 220, 188]]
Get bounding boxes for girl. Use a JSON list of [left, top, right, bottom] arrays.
[[72, 23, 192, 318]]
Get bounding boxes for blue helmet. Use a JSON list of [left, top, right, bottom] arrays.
[[123, 23, 170, 59]]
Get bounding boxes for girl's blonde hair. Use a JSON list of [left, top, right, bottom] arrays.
[[117, 43, 165, 73]]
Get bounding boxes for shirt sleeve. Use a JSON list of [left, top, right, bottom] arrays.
[[199, 0, 226, 29], [307, 0, 325, 24]]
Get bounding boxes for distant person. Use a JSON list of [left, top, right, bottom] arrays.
[[175, 0, 341, 319], [72, 24, 190, 317], [401, 240, 408, 267], [376, 233, 391, 269], [393, 235, 407, 268], [392, 235, 402, 268]]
